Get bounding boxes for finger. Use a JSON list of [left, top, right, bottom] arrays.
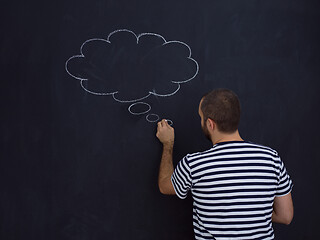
[[163, 119, 169, 127], [164, 120, 173, 129], [164, 120, 170, 127]]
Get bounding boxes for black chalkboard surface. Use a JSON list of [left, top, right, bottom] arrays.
[[1, 0, 320, 239]]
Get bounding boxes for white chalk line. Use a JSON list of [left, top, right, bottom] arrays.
[[66, 29, 199, 102], [171, 57, 199, 84], [128, 102, 174, 126], [65, 55, 87, 81], [107, 29, 138, 43], [66, 29, 198, 123], [80, 38, 111, 55], [65, 38, 112, 82], [146, 114, 160, 123], [149, 83, 181, 97], [79, 80, 116, 96], [145, 115, 174, 125], [161, 40, 199, 84], [137, 32, 166, 43], [112, 92, 151, 103], [166, 119, 173, 126], [128, 102, 151, 115], [163, 40, 192, 57]]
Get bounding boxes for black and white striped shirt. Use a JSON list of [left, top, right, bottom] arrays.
[[171, 141, 293, 240]]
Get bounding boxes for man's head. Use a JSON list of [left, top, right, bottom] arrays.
[[199, 89, 241, 141]]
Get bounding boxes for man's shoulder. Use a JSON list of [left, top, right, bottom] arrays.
[[185, 141, 280, 162], [185, 148, 216, 160], [243, 141, 279, 157]]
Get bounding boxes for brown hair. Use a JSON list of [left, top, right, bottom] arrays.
[[200, 89, 241, 133]]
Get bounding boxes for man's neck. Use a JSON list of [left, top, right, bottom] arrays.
[[211, 130, 243, 145]]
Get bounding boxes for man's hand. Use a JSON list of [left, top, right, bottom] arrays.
[[156, 119, 174, 147], [156, 119, 176, 195]]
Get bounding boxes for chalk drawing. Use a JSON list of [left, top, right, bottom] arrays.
[[65, 29, 199, 123], [166, 119, 174, 126], [128, 102, 151, 115], [146, 114, 160, 123]]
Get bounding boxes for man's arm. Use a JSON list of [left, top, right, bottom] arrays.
[[156, 119, 176, 195], [272, 192, 294, 225]]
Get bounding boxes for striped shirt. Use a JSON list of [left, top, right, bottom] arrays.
[[171, 141, 293, 240]]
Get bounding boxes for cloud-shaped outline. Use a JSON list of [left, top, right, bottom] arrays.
[[65, 29, 199, 103]]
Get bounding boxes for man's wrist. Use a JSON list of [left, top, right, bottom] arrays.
[[163, 142, 174, 151]]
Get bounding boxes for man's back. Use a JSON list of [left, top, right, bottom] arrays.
[[171, 141, 293, 240], [157, 89, 293, 239]]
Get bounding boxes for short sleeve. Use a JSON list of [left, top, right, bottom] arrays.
[[171, 156, 192, 199], [276, 158, 294, 197]]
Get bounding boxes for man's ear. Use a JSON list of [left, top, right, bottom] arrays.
[[206, 118, 216, 131]]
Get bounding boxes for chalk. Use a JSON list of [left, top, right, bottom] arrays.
[[146, 114, 160, 123], [166, 119, 173, 126]]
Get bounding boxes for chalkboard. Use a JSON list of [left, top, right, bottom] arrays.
[[1, 0, 320, 239]]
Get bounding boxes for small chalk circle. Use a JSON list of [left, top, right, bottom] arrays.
[[166, 119, 173, 126], [146, 114, 160, 123], [128, 102, 151, 115]]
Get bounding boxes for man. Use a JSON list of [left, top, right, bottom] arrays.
[[156, 89, 293, 240]]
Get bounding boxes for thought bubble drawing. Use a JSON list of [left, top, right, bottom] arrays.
[[65, 29, 199, 123]]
